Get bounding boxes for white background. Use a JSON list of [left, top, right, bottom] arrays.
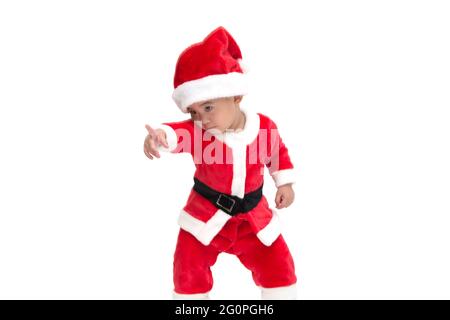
[[1, 0, 449, 300]]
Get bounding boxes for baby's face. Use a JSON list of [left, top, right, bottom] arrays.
[[186, 96, 242, 133]]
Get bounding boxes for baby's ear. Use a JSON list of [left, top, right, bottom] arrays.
[[234, 96, 243, 103]]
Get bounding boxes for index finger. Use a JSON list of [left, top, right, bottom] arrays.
[[156, 134, 169, 148], [145, 124, 156, 135]]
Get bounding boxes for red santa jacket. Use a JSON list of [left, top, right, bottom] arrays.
[[157, 108, 295, 246]]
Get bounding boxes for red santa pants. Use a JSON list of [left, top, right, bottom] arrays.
[[173, 214, 297, 295]]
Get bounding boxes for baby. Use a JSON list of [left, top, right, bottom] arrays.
[[143, 27, 297, 299]]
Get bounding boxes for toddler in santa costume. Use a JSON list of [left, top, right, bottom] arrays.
[[143, 26, 297, 299]]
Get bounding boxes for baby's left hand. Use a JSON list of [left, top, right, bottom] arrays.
[[275, 184, 295, 209]]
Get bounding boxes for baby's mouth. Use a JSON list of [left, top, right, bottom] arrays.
[[205, 127, 223, 135]]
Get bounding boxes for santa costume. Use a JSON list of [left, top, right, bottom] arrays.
[[156, 26, 297, 299]]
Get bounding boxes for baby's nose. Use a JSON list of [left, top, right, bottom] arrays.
[[200, 115, 210, 124]]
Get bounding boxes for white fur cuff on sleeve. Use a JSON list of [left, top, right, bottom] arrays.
[[156, 124, 178, 152], [271, 169, 296, 187]]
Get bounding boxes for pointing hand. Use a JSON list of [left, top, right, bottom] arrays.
[[143, 124, 169, 160]]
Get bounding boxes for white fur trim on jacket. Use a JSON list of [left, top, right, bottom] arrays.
[[256, 209, 282, 246], [172, 72, 248, 113], [178, 209, 231, 246], [210, 107, 260, 147], [260, 284, 297, 300], [210, 108, 260, 198], [155, 124, 178, 153], [271, 169, 296, 188]]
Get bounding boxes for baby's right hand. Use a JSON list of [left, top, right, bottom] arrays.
[[143, 124, 169, 160]]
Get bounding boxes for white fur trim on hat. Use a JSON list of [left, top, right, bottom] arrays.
[[172, 72, 248, 113]]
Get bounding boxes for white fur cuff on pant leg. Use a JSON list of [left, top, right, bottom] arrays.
[[260, 284, 297, 300], [173, 291, 210, 300]]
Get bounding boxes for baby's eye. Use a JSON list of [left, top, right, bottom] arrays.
[[204, 105, 213, 112]]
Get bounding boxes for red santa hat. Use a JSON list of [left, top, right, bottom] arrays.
[[172, 26, 248, 113]]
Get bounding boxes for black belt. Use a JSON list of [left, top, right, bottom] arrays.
[[193, 178, 263, 216]]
